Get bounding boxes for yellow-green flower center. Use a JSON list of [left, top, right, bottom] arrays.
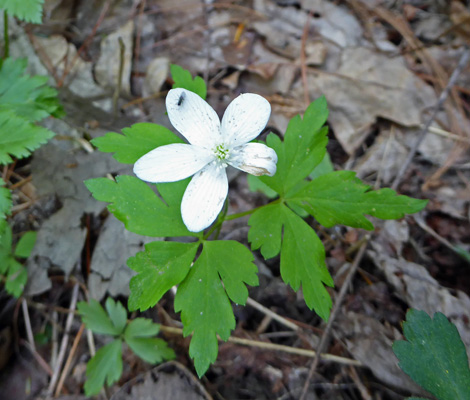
[[214, 143, 230, 161]]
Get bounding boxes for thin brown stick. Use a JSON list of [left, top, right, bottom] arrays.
[[47, 283, 79, 396], [200, 0, 212, 85], [300, 11, 312, 107], [159, 325, 361, 366], [56, 0, 112, 87], [246, 297, 300, 332], [21, 299, 36, 353], [55, 323, 85, 397], [21, 339, 54, 376], [9, 175, 32, 190], [299, 238, 369, 400], [391, 48, 470, 191], [112, 38, 126, 118], [134, 0, 146, 66]]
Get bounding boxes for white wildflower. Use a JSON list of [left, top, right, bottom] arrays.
[[134, 88, 277, 232]]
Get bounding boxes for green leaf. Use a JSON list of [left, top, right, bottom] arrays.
[[84, 175, 197, 237], [309, 153, 334, 180], [174, 240, 258, 376], [259, 97, 329, 195], [125, 337, 175, 364], [14, 231, 37, 258], [124, 318, 160, 338], [127, 241, 199, 311], [0, 222, 12, 274], [248, 203, 334, 320], [105, 298, 127, 335], [290, 171, 428, 230], [77, 299, 122, 336], [0, 0, 44, 23], [0, 58, 63, 121], [171, 64, 207, 99], [393, 309, 470, 400], [247, 174, 278, 199], [91, 123, 183, 164], [0, 223, 27, 297], [4, 259, 27, 297], [0, 178, 11, 219], [0, 110, 54, 164], [84, 339, 123, 396]]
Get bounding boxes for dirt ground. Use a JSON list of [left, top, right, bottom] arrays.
[[1, 0, 470, 399]]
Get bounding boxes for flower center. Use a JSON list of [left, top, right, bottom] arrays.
[[214, 143, 230, 161]]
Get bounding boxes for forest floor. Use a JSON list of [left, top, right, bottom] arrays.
[[1, 0, 470, 399]]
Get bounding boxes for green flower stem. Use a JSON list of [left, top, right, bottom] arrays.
[[224, 198, 281, 221], [202, 199, 282, 240], [3, 10, 9, 60]]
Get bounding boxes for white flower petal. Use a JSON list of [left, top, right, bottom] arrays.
[[166, 88, 221, 147], [221, 93, 271, 146], [181, 163, 228, 232], [228, 142, 278, 177], [133, 143, 213, 183]]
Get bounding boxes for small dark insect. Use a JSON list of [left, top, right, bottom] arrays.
[[177, 92, 186, 106]]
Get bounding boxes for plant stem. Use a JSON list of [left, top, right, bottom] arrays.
[[3, 10, 9, 60], [224, 198, 281, 221], [203, 198, 282, 241]]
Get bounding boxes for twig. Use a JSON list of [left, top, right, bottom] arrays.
[[300, 11, 313, 107], [246, 297, 300, 332], [414, 214, 467, 258], [8, 175, 32, 190], [299, 238, 369, 400], [391, 48, 470, 191], [159, 325, 361, 366], [51, 311, 58, 370], [21, 339, 54, 376], [134, 0, 146, 66], [424, 125, 470, 144], [112, 37, 126, 118], [200, 0, 213, 85], [55, 323, 85, 397], [47, 283, 79, 396], [21, 299, 36, 353], [57, 0, 112, 87]]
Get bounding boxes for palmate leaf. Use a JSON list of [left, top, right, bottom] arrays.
[[258, 96, 329, 196], [174, 240, 258, 376], [0, 224, 33, 297], [84, 339, 123, 396], [393, 310, 470, 400], [290, 171, 428, 230], [170, 64, 207, 100], [127, 241, 199, 311], [91, 123, 183, 164], [0, 110, 54, 164], [0, 0, 44, 23], [0, 178, 11, 219], [248, 203, 333, 320], [125, 337, 175, 364], [0, 58, 64, 121], [77, 299, 123, 336], [84, 176, 198, 238], [123, 316, 176, 365], [14, 231, 37, 258], [5, 258, 27, 297]]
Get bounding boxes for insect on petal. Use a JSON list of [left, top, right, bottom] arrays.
[[133, 143, 213, 183], [181, 163, 229, 232], [166, 89, 221, 148], [228, 142, 278, 177], [221, 93, 271, 147]]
